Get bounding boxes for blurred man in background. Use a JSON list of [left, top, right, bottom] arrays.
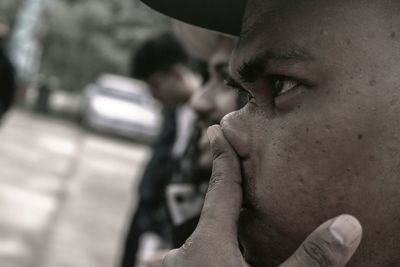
[[137, 23, 248, 267], [166, 24, 247, 248], [120, 32, 205, 267], [0, 22, 9, 45], [0, 22, 16, 119]]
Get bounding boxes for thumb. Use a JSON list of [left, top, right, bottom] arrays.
[[280, 215, 362, 267], [195, 125, 243, 242]]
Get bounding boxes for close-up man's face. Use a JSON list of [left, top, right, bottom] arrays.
[[221, 1, 400, 266]]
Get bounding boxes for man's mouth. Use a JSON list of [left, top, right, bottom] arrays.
[[241, 198, 255, 211], [240, 159, 259, 212]]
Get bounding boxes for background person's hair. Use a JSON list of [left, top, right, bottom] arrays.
[[0, 46, 16, 115], [131, 32, 191, 80], [130, 32, 208, 82]]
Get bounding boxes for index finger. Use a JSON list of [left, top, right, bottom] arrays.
[[195, 125, 243, 243]]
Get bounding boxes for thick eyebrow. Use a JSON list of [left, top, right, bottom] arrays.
[[236, 48, 314, 84]]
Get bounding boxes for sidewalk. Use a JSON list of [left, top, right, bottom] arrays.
[[0, 110, 150, 267]]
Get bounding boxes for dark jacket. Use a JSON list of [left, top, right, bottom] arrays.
[[0, 46, 16, 115]]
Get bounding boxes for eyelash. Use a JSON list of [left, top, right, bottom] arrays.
[[269, 75, 301, 97], [224, 77, 253, 101], [225, 75, 301, 102]]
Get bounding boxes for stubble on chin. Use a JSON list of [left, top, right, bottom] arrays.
[[238, 207, 299, 267]]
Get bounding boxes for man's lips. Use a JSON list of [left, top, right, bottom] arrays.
[[240, 158, 259, 211]]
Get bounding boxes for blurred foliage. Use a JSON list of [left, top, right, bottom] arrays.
[[38, 0, 171, 92], [0, 0, 22, 30]]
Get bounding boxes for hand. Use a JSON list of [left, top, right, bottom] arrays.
[[163, 125, 363, 267]]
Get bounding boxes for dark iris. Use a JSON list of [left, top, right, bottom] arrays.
[[268, 75, 302, 97]]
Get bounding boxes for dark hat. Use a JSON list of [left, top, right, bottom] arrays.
[[141, 0, 246, 36]]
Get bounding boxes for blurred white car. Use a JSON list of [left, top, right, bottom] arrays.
[[83, 74, 161, 142]]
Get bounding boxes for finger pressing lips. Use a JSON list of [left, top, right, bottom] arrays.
[[195, 125, 243, 243]]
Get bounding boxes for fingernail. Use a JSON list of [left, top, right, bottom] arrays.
[[207, 125, 220, 142], [329, 215, 362, 247]]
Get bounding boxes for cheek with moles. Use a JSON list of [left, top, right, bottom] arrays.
[[226, 75, 400, 266], [225, 2, 400, 266]]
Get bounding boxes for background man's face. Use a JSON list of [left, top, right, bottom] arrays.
[[148, 64, 201, 107], [191, 39, 238, 169], [222, 1, 400, 266]]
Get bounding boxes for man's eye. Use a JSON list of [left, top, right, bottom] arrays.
[[224, 77, 253, 102], [273, 77, 300, 96]]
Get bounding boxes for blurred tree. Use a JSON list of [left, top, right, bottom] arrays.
[[0, 0, 23, 41], [39, 0, 171, 92], [0, 0, 22, 27]]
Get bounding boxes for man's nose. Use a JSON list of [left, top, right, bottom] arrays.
[[220, 109, 251, 159], [190, 89, 214, 117]]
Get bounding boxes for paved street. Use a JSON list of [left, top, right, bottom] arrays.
[[0, 110, 151, 267]]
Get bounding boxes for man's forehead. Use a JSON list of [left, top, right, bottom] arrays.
[[241, 0, 277, 41], [240, 0, 381, 42], [211, 42, 235, 64], [230, 0, 305, 78], [229, 0, 348, 80], [211, 52, 230, 66], [240, 0, 322, 44]]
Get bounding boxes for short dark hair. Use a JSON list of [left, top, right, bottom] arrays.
[[131, 33, 192, 80], [0, 46, 16, 115]]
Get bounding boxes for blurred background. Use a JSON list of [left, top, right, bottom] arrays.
[[0, 0, 173, 266]]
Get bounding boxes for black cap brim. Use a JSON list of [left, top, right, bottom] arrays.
[[141, 0, 246, 36]]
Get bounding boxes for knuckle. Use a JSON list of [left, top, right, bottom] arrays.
[[300, 239, 338, 267], [208, 155, 231, 189], [210, 141, 225, 159], [211, 152, 233, 175], [209, 137, 231, 160], [215, 150, 232, 162], [207, 173, 225, 194]]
